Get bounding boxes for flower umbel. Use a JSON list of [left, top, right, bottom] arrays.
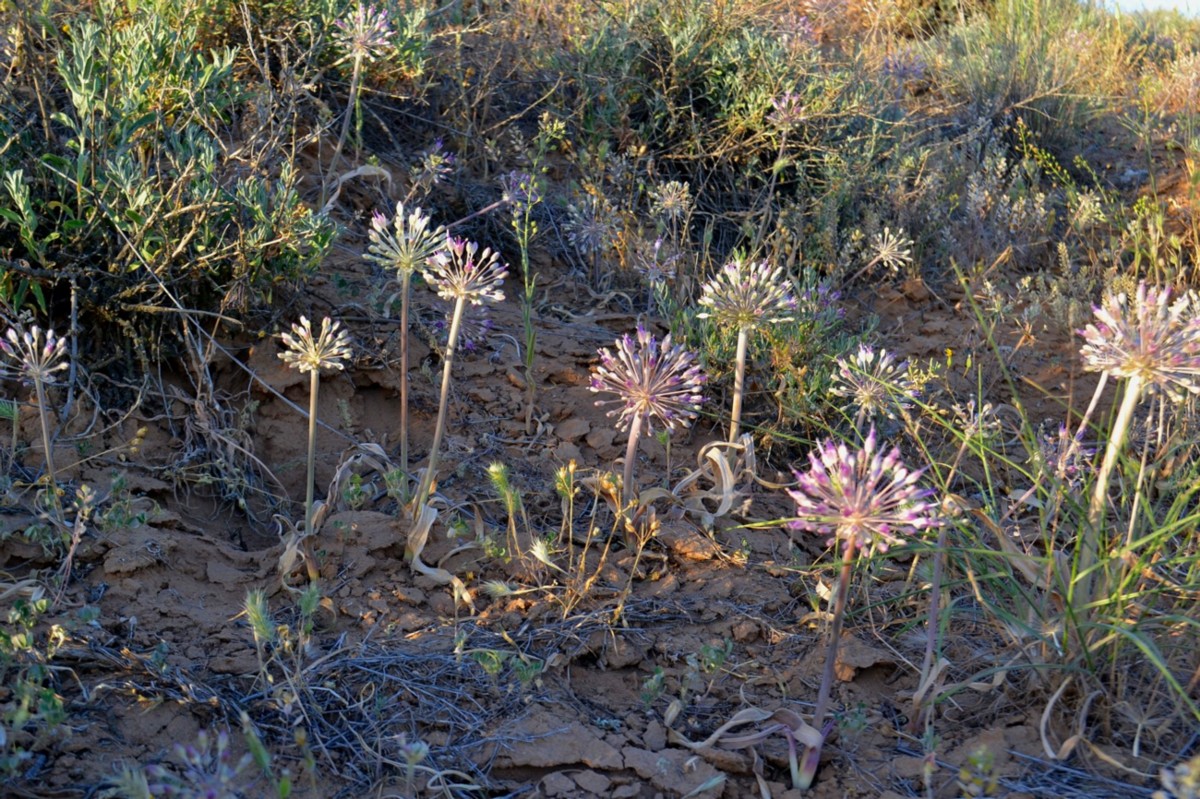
[[768, 92, 807, 131], [278, 316, 353, 374], [423, 238, 507, 305], [1079, 281, 1200, 400], [410, 138, 456, 194], [565, 193, 620, 255], [831, 344, 917, 423], [590, 325, 706, 434], [365, 203, 446, 278], [868, 226, 914, 274], [333, 2, 393, 63], [697, 257, 796, 330], [788, 427, 940, 554], [0, 324, 68, 385], [649, 180, 692, 223]]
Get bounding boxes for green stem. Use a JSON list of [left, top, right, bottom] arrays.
[[914, 524, 947, 729], [730, 325, 749, 443], [305, 369, 319, 538], [799, 540, 856, 790], [399, 270, 411, 486], [325, 51, 364, 199], [33, 378, 60, 517], [413, 296, 466, 513], [1079, 374, 1143, 610], [622, 413, 644, 511]]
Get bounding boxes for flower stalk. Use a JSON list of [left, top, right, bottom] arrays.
[[1, 324, 69, 516], [365, 203, 446, 488], [696, 257, 794, 442], [590, 325, 706, 509], [786, 428, 939, 789], [1076, 281, 1200, 606], [278, 316, 352, 580], [412, 238, 507, 515]]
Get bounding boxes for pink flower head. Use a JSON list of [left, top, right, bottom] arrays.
[[1079, 281, 1200, 399], [788, 427, 940, 554], [422, 238, 507, 306], [697, 257, 796, 330], [590, 325, 707, 435], [0, 324, 69, 385]]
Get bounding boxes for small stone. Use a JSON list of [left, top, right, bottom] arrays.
[[643, 719, 667, 752], [555, 417, 590, 441], [554, 442, 585, 464], [573, 770, 611, 795], [586, 427, 616, 450], [731, 620, 758, 643], [893, 755, 926, 779], [611, 786, 640, 799], [659, 525, 721, 561], [834, 634, 895, 682], [541, 772, 576, 796]]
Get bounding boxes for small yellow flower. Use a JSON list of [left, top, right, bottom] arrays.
[[278, 316, 353, 374]]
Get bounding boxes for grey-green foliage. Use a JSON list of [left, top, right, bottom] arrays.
[[0, 0, 333, 345]]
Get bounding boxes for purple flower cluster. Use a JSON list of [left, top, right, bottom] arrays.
[[500, 170, 541, 217], [788, 427, 940, 554], [882, 49, 928, 84], [697, 257, 797, 331], [1036, 423, 1094, 490], [768, 92, 807, 131], [0, 325, 69, 385], [590, 325, 707, 435], [334, 2, 393, 62], [1079, 281, 1200, 400], [422, 238, 507, 306], [830, 344, 918, 423], [365, 202, 446, 277]]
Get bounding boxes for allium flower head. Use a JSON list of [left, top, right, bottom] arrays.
[[951, 399, 1001, 441], [788, 427, 940, 554], [649, 180, 692, 222], [590, 325, 707, 434], [422, 237, 507, 306], [868, 226, 914, 274], [334, 2, 393, 62], [410, 138, 455, 192], [1034, 422, 1094, 490], [768, 92, 806, 131], [831, 344, 918, 422], [697, 257, 796, 330], [0, 324, 68, 385], [1079, 281, 1200, 400], [500, 170, 541, 217], [365, 203, 446, 277], [426, 300, 494, 355], [565, 193, 620, 255], [633, 237, 681, 285], [278, 316, 353, 374]]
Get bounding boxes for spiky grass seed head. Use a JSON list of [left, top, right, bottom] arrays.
[[278, 316, 353, 374], [697, 257, 796, 330], [590, 325, 706, 434], [788, 427, 940, 554], [1079, 281, 1200, 400], [422, 238, 507, 306]]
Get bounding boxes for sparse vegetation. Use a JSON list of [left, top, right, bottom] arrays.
[[0, 0, 1199, 797]]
